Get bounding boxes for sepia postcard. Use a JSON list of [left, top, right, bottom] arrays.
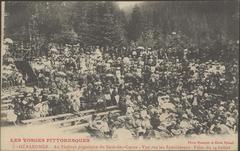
[[1, 1, 239, 151]]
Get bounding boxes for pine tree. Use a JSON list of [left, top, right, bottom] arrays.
[[98, 2, 126, 46], [127, 5, 143, 42]]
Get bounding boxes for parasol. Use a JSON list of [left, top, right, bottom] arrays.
[[137, 46, 144, 50], [4, 38, 13, 44], [125, 73, 134, 77], [95, 81, 102, 85], [2, 75, 8, 81], [56, 71, 67, 77], [50, 48, 58, 53], [106, 73, 114, 77], [107, 59, 113, 63], [161, 102, 175, 111], [7, 57, 14, 63]]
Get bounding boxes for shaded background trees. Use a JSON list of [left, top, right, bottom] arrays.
[[5, 1, 127, 47], [4, 1, 239, 58]]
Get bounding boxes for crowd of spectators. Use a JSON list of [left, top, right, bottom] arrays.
[[2, 62, 26, 88], [3, 40, 238, 139]]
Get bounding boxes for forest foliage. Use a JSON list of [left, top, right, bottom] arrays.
[[4, 1, 239, 50]]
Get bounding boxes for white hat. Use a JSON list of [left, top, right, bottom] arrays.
[[219, 106, 225, 111]]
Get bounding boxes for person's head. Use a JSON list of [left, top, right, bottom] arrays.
[[134, 113, 140, 119], [102, 117, 108, 122], [225, 112, 231, 117], [215, 119, 221, 126], [148, 105, 153, 110], [92, 114, 97, 120], [153, 111, 160, 117]]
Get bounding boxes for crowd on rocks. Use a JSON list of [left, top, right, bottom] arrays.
[[3, 42, 238, 139]]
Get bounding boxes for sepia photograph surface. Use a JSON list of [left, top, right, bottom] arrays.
[[1, 1, 239, 151]]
